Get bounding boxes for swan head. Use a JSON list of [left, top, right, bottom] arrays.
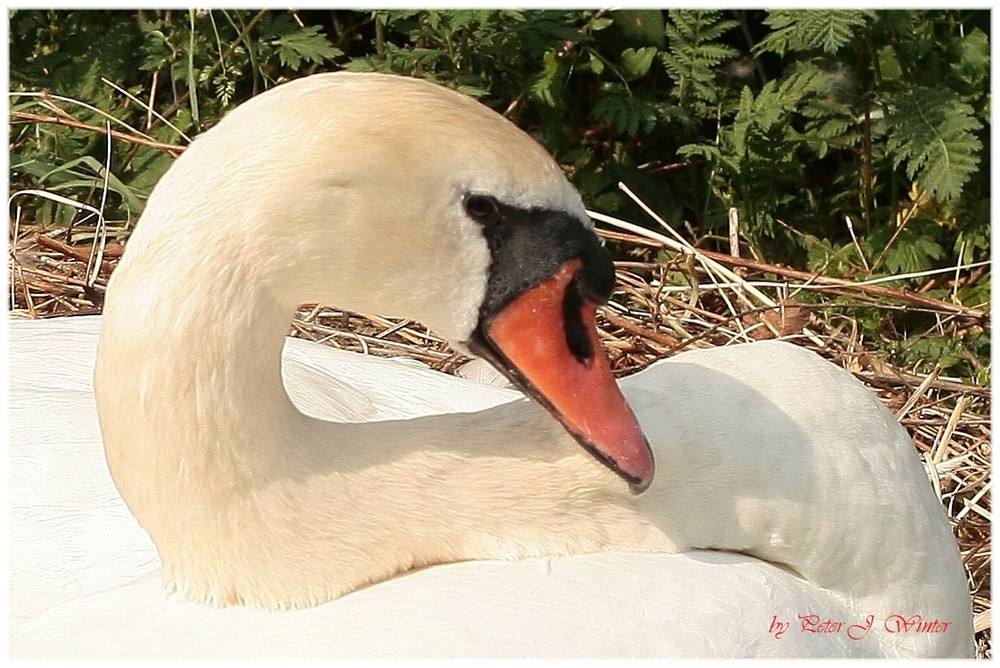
[[120, 71, 654, 492]]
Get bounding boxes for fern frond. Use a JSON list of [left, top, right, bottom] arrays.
[[665, 9, 738, 44], [755, 10, 875, 55], [661, 10, 738, 110], [593, 90, 660, 137], [882, 88, 983, 201], [734, 67, 827, 135]]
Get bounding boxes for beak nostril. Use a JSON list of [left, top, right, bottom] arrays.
[[578, 245, 616, 305], [562, 275, 595, 367]]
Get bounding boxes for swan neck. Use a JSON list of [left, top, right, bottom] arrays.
[[96, 249, 306, 484]]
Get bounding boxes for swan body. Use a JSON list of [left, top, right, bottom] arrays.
[[9, 72, 973, 657]]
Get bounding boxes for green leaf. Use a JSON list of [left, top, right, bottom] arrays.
[[607, 9, 665, 47], [756, 10, 875, 55], [952, 28, 989, 89], [729, 85, 753, 155], [589, 16, 614, 32], [527, 50, 566, 108], [881, 88, 983, 201], [661, 10, 738, 113], [619, 46, 658, 81], [593, 91, 660, 137], [455, 83, 489, 99], [270, 25, 341, 69], [587, 50, 605, 75], [876, 45, 902, 83], [880, 232, 946, 274]]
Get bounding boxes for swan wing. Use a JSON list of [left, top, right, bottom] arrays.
[[281, 336, 518, 422], [9, 316, 515, 631], [12, 552, 875, 658]]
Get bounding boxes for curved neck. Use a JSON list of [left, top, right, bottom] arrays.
[[94, 242, 662, 607]]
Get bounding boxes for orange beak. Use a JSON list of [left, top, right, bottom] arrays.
[[475, 259, 654, 493]]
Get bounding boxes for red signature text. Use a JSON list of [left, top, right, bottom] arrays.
[[768, 614, 951, 640]]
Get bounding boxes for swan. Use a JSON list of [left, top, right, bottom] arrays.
[[9, 71, 973, 658]]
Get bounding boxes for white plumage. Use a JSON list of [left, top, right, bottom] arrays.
[[9, 72, 973, 658]]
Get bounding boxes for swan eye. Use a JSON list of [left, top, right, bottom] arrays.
[[463, 194, 503, 225]]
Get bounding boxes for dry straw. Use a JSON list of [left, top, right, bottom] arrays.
[[8, 180, 991, 658]]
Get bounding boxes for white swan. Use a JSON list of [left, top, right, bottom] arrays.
[[9, 72, 973, 658]]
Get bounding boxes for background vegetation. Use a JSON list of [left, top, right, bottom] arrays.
[[9, 8, 990, 379]]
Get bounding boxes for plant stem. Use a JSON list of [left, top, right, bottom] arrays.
[[375, 13, 385, 57], [155, 9, 269, 130]]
